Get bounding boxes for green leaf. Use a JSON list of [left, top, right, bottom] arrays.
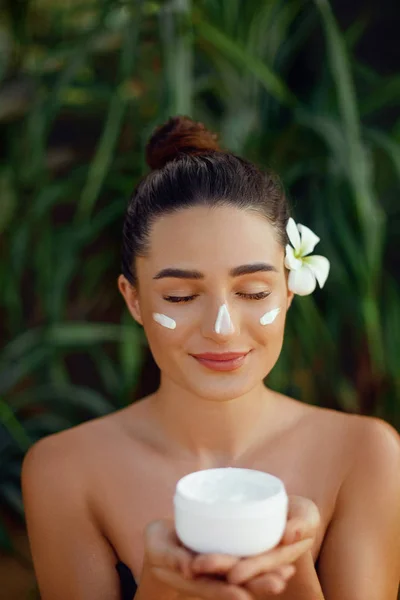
[[0, 399, 31, 452], [76, 3, 143, 221], [196, 18, 296, 107], [0, 481, 25, 518], [10, 383, 115, 419], [119, 314, 145, 398], [44, 323, 125, 346], [314, 0, 385, 274], [360, 75, 400, 117], [314, 0, 386, 375], [160, 0, 193, 116], [366, 128, 400, 181], [0, 167, 17, 233], [0, 347, 53, 397], [90, 347, 122, 399]]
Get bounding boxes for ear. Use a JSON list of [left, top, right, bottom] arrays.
[[117, 275, 143, 326]]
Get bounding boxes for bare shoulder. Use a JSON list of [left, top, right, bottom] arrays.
[[304, 405, 400, 503], [352, 412, 400, 448], [319, 408, 400, 468], [22, 425, 84, 482], [342, 414, 400, 482], [296, 397, 399, 453], [315, 413, 400, 600], [282, 394, 400, 478], [21, 420, 99, 520], [23, 396, 147, 464], [21, 417, 126, 599], [21, 409, 133, 518], [23, 412, 111, 471]]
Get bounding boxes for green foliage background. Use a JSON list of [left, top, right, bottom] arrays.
[[0, 0, 399, 588]]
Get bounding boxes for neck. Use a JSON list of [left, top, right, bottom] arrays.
[[148, 377, 278, 468]]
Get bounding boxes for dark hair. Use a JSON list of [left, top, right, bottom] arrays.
[[121, 116, 290, 285]]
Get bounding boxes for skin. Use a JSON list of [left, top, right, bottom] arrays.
[[22, 205, 400, 600]]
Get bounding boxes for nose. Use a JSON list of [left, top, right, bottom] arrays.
[[201, 302, 238, 342], [215, 304, 234, 335]]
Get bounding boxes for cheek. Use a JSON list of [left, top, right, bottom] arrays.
[[252, 320, 285, 348], [242, 294, 283, 325], [144, 313, 190, 363], [251, 312, 286, 370], [259, 306, 281, 326], [149, 296, 196, 328], [146, 320, 179, 346], [245, 301, 286, 344]]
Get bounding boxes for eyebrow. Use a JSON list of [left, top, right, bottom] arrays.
[[153, 263, 278, 280]]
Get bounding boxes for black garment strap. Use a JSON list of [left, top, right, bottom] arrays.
[[116, 561, 137, 599]]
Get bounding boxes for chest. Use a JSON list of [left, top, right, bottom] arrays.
[[95, 429, 343, 582]]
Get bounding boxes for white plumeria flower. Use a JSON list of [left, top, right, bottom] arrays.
[[285, 217, 330, 296]]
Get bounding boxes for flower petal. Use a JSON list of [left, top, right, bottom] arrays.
[[303, 255, 330, 288], [286, 217, 301, 251], [285, 245, 302, 270], [298, 224, 320, 256], [288, 265, 316, 296]]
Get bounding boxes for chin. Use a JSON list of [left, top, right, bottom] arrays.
[[183, 377, 260, 402]]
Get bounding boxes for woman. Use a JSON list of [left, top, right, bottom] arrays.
[[22, 116, 400, 600]]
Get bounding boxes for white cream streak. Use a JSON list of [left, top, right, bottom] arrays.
[[153, 313, 177, 330], [260, 307, 281, 326], [215, 303, 234, 334]]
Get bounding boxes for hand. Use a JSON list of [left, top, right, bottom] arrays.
[[143, 518, 254, 600], [191, 495, 321, 597]]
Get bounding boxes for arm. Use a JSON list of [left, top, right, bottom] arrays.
[[22, 436, 121, 600], [317, 417, 400, 600]]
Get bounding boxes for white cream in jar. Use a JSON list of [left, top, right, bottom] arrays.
[[174, 467, 288, 556]]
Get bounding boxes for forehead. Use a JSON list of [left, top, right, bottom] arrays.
[[145, 205, 282, 270]]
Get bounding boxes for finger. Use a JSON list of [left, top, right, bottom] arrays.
[[192, 553, 241, 575], [245, 573, 287, 596], [152, 567, 253, 600], [191, 555, 295, 578], [227, 537, 313, 585], [242, 564, 295, 598], [163, 545, 194, 579], [272, 565, 296, 580], [145, 519, 195, 578], [282, 496, 321, 545]]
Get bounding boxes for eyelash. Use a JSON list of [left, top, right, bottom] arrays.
[[164, 291, 271, 303]]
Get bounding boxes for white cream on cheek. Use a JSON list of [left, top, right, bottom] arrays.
[[215, 304, 234, 334], [259, 307, 281, 326], [153, 313, 177, 330]]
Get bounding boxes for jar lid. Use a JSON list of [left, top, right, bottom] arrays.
[[174, 467, 288, 518]]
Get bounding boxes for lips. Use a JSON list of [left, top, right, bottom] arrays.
[[193, 352, 249, 361], [191, 351, 250, 372]]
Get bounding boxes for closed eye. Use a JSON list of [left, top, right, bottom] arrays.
[[163, 291, 270, 303], [236, 291, 271, 300], [164, 295, 198, 303]]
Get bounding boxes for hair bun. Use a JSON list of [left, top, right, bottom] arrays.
[[145, 115, 222, 170]]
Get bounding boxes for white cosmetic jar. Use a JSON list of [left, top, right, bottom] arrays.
[[174, 467, 288, 557]]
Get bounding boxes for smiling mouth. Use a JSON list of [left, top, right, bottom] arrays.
[[190, 351, 251, 372]]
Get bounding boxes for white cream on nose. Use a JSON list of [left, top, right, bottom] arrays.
[[214, 304, 234, 334]]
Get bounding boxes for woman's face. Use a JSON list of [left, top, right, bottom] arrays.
[[119, 205, 293, 401]]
